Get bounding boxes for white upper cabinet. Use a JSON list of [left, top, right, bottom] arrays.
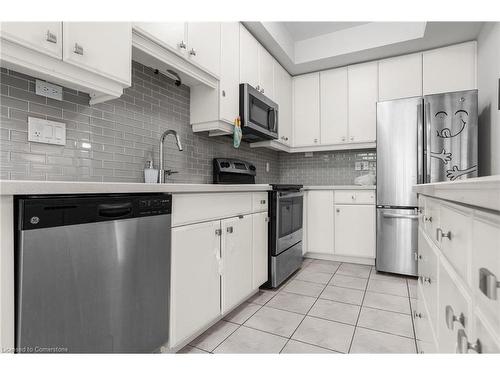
[[133, 22, 187, 55], [239, 25, 260, 89], [219, 22, 240, 124], [293, 72, 320, 147], [348, 61, 378, 143], [320, 67, 349, 145], [423, 41, 477, 95], [0, 22, 63, 59], [274, 61, 292, 145], [378, 53, 423, 101], [186, 22, 221, 77], [63, 22, 131, 85], [258, 47, 275, 99]]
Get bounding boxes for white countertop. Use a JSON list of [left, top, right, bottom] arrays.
[[413, 175, 500, 211], [304, 185, 376, 190], [0, 180, 272, 195]]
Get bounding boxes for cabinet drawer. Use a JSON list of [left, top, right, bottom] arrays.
[[334, 190, 375, 204], [437, 203, 472, 282], [473, 311, 500, 353], [423, 196, 441, 247], [172, 193, 252, 226], [252, 192, 268, 212], [472, 211, 500, 337], [438, 261, 473, 353], [418, 229, 439, 335]]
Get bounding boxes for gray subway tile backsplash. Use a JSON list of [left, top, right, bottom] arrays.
[[1, 61, 375, 185]]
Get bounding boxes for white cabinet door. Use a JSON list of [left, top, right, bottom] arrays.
[[307, 191, 334, 254], [222, 215, 253, 313], [274, 62, 292, 145], [348, 61, 378, 143], [219, 22, 240, 124], [170, 220, 221, 347], [133, 22, 186, 55], [252, 212, 269, 289], [63, 22, 131, 85], [320, 67, 348, 144], [239, 25, 259, 88], [0, 22, 62, 59], [293, 72, 320, 147], [334, 204, 375, 258], [187, 22, 221, 77], [423, 42, 477, 95], [379, 53, 423, 101], [258, 47, 275, 99]]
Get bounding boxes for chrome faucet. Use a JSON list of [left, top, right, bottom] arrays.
[[159, 129, 183, 183]]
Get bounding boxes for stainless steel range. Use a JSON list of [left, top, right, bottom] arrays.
[[268, 184, 304, 288]]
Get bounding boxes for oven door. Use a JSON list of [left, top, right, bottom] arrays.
[[275, 191, 303, 255], [240, 83, 278, 140]]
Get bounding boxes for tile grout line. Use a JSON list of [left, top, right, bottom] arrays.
[[407, 278, 419, 353], [347, 265, 372, 353], [279, 261, 343, 353]]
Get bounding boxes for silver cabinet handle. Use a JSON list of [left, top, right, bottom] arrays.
[[73, 43, 84, 55], [226, 226, 233, 233], [419, 276, 431, 285], [341, 136, 346, 142], [314, 139, 318, 143], [413, 311, 423, 319], [336, 208, 340, 213], [445, 305, 465, 330], [46, 30, 57, 43], [457, 329, 481, 354], [255, 85, 260, 91], [221, 90, 226, 97], [215, 228, 222, 236], [424, 216, 433, 222], [350, 136, 354, 141], [479, 268, 500, 300], [436, 228, 452, 241], [414, 252, 422, 261], [264, 217, 269, 222], [178, 40, 187, 49], [383, 213, 419, 220], [260, 200, 266, 204], [189, 48, 196, 56]]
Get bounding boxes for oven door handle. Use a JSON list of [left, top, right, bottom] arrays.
[[278, 192, 303, 199]]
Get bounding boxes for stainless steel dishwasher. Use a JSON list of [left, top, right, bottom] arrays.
[[15, 193, 171, 353]]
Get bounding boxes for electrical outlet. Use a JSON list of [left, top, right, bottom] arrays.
[[355, 162, 362, 171], [28, 117, 66, 145], [35, 80, 63, 101]]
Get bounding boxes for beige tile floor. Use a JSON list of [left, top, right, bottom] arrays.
[[180, 258, 418, 354]]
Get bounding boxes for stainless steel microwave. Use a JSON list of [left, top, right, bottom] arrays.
[[239, 83, 279, 142]]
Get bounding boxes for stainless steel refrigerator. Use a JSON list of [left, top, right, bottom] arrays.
[[376, 90, 478, 276]]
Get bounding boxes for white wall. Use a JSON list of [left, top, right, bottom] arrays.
[[477, 22, 500, 176]]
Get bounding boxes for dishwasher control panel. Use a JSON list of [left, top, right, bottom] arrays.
[[138, 197, 171, 215]]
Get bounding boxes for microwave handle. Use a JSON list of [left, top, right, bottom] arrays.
[[268, 108, 278, 132]]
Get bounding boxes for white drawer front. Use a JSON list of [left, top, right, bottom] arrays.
[[415, 283, 437, 352], [172, 193, 252, 226], [423, 197, 441, 248], [334, 190, 375, 204], [438, 261, 473, 353], [437, 203, 471, 282], [252, 192, 268, 212], [472, 211, 500, 337], [418, 229, 439, 335]]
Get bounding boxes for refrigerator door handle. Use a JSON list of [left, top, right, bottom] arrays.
[[424, 101, 432, 183], [382, 213, 419, 220], [417, 102, 424, 184]]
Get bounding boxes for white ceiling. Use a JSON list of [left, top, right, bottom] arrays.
[[244, 21, 485, 75], [282, 22, 370, 41]]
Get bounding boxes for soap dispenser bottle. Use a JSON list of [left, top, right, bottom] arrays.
[[144, 151, 158, 183]]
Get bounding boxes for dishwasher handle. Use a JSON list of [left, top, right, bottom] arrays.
[[98, 203, 133, 218]]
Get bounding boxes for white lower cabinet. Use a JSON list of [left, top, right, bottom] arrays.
[[306, 191, 334, 255], [334, 204, 375, 258], [221, 215, 253, 314], [416, 192, 500, 353], [252, 211, 269, 289], [170, 193, 268, 350], [170, 220, 221, 348]]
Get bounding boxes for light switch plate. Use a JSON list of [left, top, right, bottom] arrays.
[[355, 162, 362, 171], [35, 80, 63, 101], [28, 117, 66, 145]]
